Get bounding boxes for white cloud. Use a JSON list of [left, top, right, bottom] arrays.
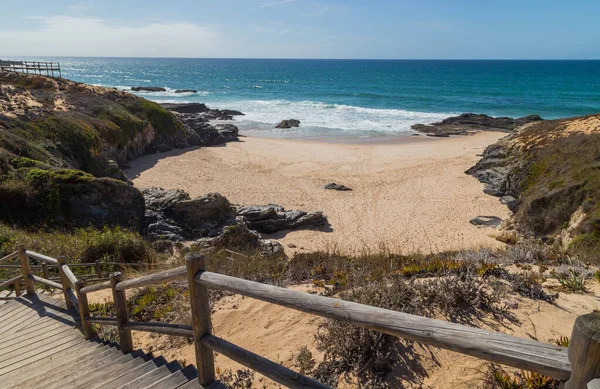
[[0, 16, 221, 57], [259, 0, 295, 9]]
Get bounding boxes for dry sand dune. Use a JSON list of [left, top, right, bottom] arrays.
[[126, 132, 509, 254]]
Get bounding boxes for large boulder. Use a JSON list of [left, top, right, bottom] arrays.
[[236, 204, 327, 233], [160, 103, 244, 120], [131, 86, 166, 92], [412, 113, 543, 136], [275, 119, 301, 129]]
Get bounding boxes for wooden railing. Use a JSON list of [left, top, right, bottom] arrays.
[[0, 59, 61, 78], [2, 246, 600, 388]]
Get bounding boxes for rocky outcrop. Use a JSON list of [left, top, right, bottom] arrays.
[[470, 216, 502, 228], [235, 204, 327, 233], [174, 89, 198, 93], [276, 119, 300, 129], [160, 103, 244, 120], [412, 113, 543, 137], [142, 188, 326, 253], [131, 87, 166, 92], [175, 114, 239, 146], [324, 183, 352, 191]]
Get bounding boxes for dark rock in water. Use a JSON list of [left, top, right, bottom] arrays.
[[236, 204, 327, 233], [131, 86, 166, 92], [174, 89, 198, 93], [160, 103, 244, 120], [276, 119, 300, 129], [324, 183, 352, 191], [214, 124, 240, 142], [412, 113, 543, 136], [161, 103, 209, 114], [470, 216, 503, 228]]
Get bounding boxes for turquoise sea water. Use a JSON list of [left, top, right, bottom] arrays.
[[13, 58, 600, 138]]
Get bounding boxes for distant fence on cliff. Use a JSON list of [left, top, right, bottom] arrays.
[[0, 59, 61, 78]]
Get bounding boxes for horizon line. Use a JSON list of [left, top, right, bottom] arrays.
[[3, 56, 600, 61]]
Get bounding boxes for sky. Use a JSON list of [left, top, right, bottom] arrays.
[[1, 0, 599, 59]]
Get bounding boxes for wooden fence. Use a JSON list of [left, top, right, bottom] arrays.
[[2, 245, 600, 388], [0, 60, 61, 77]]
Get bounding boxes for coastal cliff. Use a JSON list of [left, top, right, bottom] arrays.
[[467, 114, 600, 252]]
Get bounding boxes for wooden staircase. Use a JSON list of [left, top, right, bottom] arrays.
[[0, 294, 216, 389]]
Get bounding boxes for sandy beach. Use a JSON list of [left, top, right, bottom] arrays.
[[127, 132, 509, 254]]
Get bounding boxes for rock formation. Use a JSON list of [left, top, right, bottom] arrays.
[[275, 119, 301, 128], [324, 183, 352, 191], [174, 89, 198, 93], [412, 113, 543, 137], [131, 87, 166, 92], [160, 103, 244, 120]]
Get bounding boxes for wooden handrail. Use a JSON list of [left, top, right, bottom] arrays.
[[59, 263, 79, 286], [0, 251, 18, 263], [31, 275, 63, 290], [80, 280, 112, 294], [86, 316, 118, 326], [202, 334, 330, 389], [114, 266, 186, 291], [123, 321, 193, 337], [196, 271, 571, 380], [25, 250, 58, 264], [0, 275, 22, 289]]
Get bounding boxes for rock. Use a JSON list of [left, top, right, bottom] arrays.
[[166, 193, 235, 236], [287, 243, 297, 248], [470, 216, 503, 228], [412, 113, 543, 136], [214, 124, 239, 143], [324, 183, 352, 191], [236, 204, 327, 233], [500, 195, 518, 207], [131, 86, 166, 92], [275, 119, 300, 129], [160, 103, 244, 120], [145, 144, 173, 154], [174, 89, 198, 93]]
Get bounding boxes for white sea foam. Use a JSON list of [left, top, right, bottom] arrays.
[[209, 99, 453, 137], [119, 87, 211, 97]]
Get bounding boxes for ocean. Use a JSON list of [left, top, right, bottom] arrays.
[[14, 58, 600, 138]]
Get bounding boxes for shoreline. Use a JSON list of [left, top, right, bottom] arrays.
[[126, 131, 509, 254]]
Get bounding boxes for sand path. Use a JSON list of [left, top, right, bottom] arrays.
[[126, 132, 509, 254]]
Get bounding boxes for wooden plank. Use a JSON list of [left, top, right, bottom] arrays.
[[202, 334, 330, 389], [89, 358, 167, 389], [0, 300, 47, 335], [0, 251, 18, 264], [0, 295, 44, 320], [76, 280, 93, 339], [87, 316, 118, 326], [0, 275, 22, 289], [1, 343, 108, 386], [115, 266, 186, 291], [0, 322, 73, 352], [25, 250, 58, 265], [51, 353, 149, 389], [80, 280, 112, 294], [186, 254, 215, 385], [197, 271, 572, 381], [145, 365, 197, 389], [116, 361, 180, 389], [17, 245, 34, 294], [123, 321, 193, 337], [57, 256, 74, 310], [0, 337, 86, 375], [111, 272, 133, 353], [565, 313, 600, 389], [0, 329, 82, 363], [32, 275, 63, 290], [60, 263, 79, 285]]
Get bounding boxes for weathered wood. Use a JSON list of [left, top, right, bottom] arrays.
[[13, 277, 20, 297], [41, 262, 50, 290], [95, 260, 101, 275], [565, 313, 600, 389], [17, 244, 35, 294], [0, 275, 22, 289], [186, 253, 215, 385], [123, 321, 193, 337], [114, 266, 186, 291], [75, 280, 93, 339], [202, 334, 331, 389], [0, 251, 18, 264], [31, 275, 63, 290], [111, 272, 133, 353], [60, 262, 79, 286], [588, 379, 600, 389], [65, 287, 79, 313], [86, 316, 118, 326], [57, 256, 74, 309], [197, 271, 571, 381], [79, 280, 112, 294], [25, 250, 58, 264]]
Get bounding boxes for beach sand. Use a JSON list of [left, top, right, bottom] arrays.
[[126, 132, 509, 254]]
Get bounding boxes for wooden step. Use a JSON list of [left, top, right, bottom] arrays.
[[0, 337, 86, 375], [96, 357, 169, 389], [116, 361, 182, 389], [146, 365, 198, 389], [0, 328, 82, 364]]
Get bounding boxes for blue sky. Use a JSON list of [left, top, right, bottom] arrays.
[[1, 0, 599, 59]]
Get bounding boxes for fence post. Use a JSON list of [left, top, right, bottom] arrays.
[[110, 272, 133, 353], [186, 253, 215, 385], [13, 278, 21, 297], [95, 260, 101, 276], [17, 244, 34, 294], [75, 280, 93, 340], [564, 313, 600, 389], [41, 262, 49, 291], [57, 256, 74, 309]]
